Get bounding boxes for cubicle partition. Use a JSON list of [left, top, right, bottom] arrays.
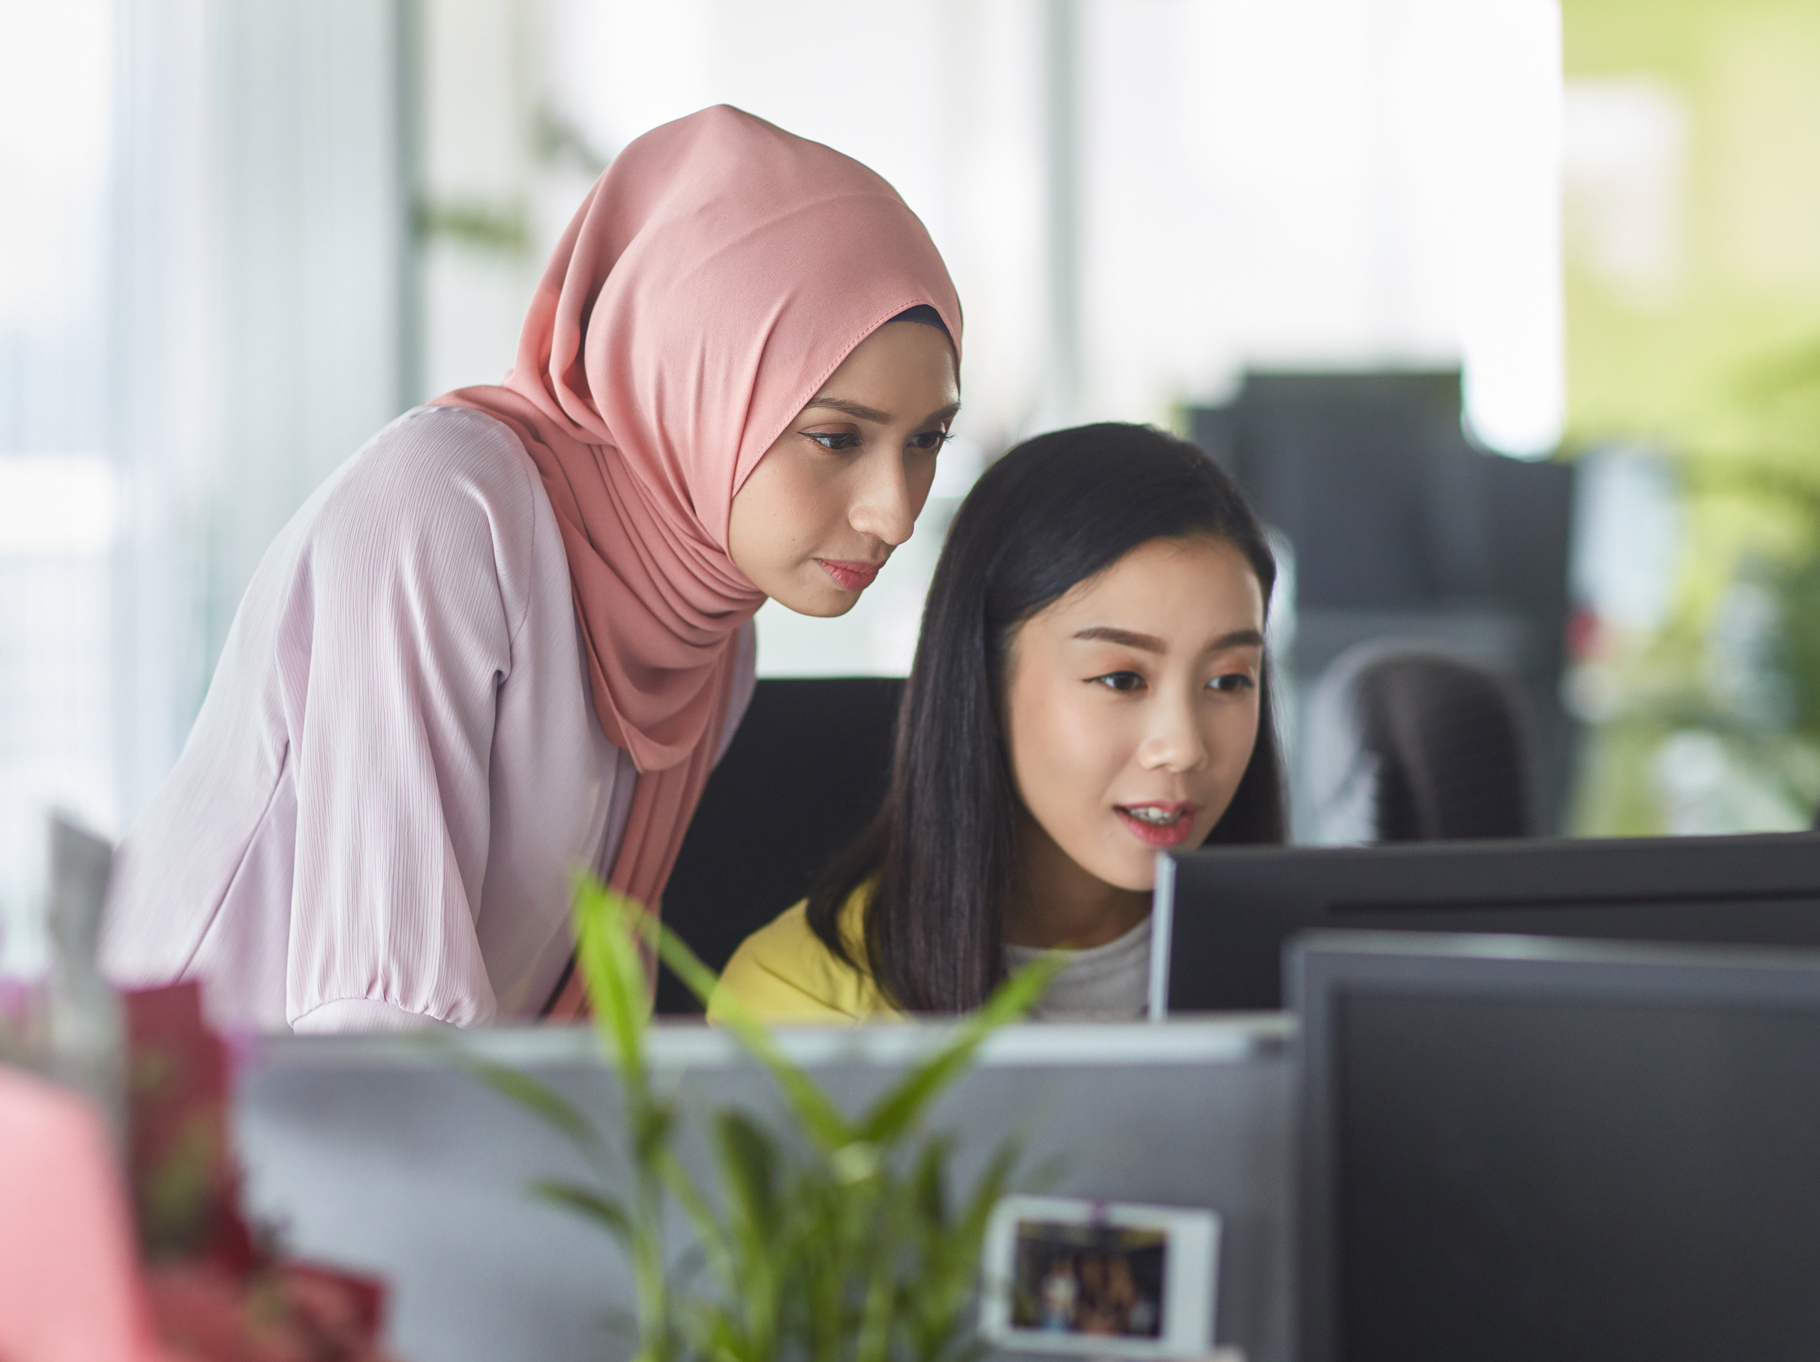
[[235, 1019, 1294, 1362]]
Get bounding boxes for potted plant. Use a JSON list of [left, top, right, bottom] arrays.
[[467, 877, 1062, 1362]]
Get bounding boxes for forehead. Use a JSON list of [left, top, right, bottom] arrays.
[[814, 319, 959, 403], [1043, 536, 1266, 636]]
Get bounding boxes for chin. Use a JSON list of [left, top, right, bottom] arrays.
[[774, 587, 858, 619], [1116, 865, 1159, 894], [1084, 852, 1157, 895]]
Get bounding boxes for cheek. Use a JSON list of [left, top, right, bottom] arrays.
[[1220, 697, 1262, 775], [732, 450, 839, 567], [1195, 698, 1263, 822], [1009, 680, 1131, 829], [907, 452, 940, 512]]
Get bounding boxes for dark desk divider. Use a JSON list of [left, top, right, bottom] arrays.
[[236, 1019, 1292, 1362]]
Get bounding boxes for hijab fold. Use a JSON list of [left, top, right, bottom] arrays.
[[433, 106, 961, 1017]]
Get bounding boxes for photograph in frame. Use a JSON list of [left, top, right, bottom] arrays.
[[980, 1196, 1220, 1358]]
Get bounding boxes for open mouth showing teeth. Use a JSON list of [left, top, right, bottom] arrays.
[[1119, 806, 1185, 826]]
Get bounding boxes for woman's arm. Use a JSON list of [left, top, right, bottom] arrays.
[[279, 411, 540, 1031]]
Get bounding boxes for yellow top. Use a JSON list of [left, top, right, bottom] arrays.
[[708, 886, 900, 1024]]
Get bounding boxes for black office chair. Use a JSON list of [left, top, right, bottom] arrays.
[[655, 676, 904, 1014], [1352, 652, 1534, 841]]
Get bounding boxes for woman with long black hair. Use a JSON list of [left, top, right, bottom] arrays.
[[713, 422, 1286, 1020]]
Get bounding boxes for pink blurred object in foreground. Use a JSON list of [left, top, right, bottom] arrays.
[[146, 1259, 398, 1362], [0, 1062, 167, 1362], [125, 983, 401, 1361], [0, 985, 398, 1361]]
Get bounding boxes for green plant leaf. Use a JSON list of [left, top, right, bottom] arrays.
[[829, 1139, 882, 1186], [454, 1049, 609, 1168], [854, 1231, 897, 1362], [953, 1140, 1020, 1258], [909, 1134, 953, 1232], [655, 1146, 738, 1301], [907, 1137, 1022, 1362], [631, 1099, 677, 1167], [708, 1111, 787, 1358], [530, 1178, 634, 1243], [496, 873, 1045, 1362], [712, 1110, 779, 1232], [572, 877, 653, 1087], [643, 908, 855, 1154], [858, 952, 1064, 1146]]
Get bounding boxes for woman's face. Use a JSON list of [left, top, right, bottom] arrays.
[[728, 320, 959, 616], [1003, 535, 1266, 895]]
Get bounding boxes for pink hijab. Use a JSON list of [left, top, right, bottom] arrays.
[[435, 106, 961, 1016]]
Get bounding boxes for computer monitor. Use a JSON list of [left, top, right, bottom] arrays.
[[236, 1019, 1294, 1362], [1290, 930, 1820, 1362], [1150, 831, 1820, 1014]]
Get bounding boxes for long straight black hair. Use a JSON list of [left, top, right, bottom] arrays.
[[806, 422, 1287, 1013]]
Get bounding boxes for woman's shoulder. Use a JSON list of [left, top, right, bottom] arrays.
[[296, 405, 560, 630], [322, 405, 540, 524], [708, 888, 895, 1025]]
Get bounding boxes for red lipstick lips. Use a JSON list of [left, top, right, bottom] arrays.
[[1114, 802, 1203, 849], [816, 558, 882, 592]]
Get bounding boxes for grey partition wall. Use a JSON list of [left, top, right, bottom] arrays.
[[235, 1019, 1293, 1362]]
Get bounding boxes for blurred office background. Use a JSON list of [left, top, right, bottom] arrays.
[[2, 0, 1817, 961]]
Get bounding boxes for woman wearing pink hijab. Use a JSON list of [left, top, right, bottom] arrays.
[[102, 106, 962, 1033]]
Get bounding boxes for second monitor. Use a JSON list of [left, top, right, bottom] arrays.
[[1150, 831, 1820, 1014]]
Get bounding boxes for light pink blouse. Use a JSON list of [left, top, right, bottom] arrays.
[[102, 406, 756, 1034]]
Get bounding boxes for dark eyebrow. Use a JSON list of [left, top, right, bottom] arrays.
[[802, 398, 962, 427], [803, 397, 890, 422], [1072, 626, 1265, 653], [1211, 628, 1267, 650], [1073, 626, 1166, 653]]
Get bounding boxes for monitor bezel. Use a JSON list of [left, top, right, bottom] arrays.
[[1150, 830, 1820, 1015]]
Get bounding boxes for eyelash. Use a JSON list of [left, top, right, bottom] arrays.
[[1088, 671, 1256, 694], [804, 430, 952, 453], [1093, 671, 1147, 693]]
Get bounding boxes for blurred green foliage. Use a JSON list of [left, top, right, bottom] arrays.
[[1563, 0, 1820, 833], [1572, 332, 1820, 833]]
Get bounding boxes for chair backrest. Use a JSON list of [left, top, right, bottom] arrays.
[[1305, 643, 1536, 843], [656, 676, 904, 1014], [1352, 651, 1533, 840]]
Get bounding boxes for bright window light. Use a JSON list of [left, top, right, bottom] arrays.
[[0, 457, 116, 554], [0, 3, 112, 322], [1428, 0, 1566, 457]]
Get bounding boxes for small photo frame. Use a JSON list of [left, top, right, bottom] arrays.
[[979, 1195, 1221, 1358]]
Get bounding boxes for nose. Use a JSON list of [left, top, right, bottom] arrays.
[[1137, 686, 1210, 774], [847, 446, 919, 548]]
